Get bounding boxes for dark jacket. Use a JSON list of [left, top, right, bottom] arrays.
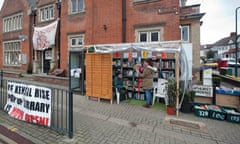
[[113, 76, 123, 89], [141, 66, 156, 90]]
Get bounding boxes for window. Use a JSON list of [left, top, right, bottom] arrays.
[[138, 31, 160, 42], [39, 5, 54, 22], [181, 25, 190, 41], [3, 13, 23, 32], [70, 0, 84, 14], [3, 41, 21, 66], [69, 34, 84, 48]]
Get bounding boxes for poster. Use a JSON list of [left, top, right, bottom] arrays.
[[203, 68, 212, 86], [4, 81, 52, 127], [192, 85, 213, 97]]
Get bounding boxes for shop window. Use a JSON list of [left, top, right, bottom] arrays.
[[39, 5, 55, 22], [138, 31, 160, 42], [69, 34, 84, 48], [3, 41, 21, 66], [3, 13, 22, 33], [70, 0, 85, 14], [181, 25, 190, 42]]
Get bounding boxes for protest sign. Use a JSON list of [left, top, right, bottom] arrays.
[[4, 81, 51, 127]]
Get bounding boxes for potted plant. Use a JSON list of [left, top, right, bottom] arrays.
[[166, 78, 177, 115], [27, 63, 32, 74], [212, 76, 221, 87], [180, 90, 195, 113]]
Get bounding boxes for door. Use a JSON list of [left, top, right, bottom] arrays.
[[43, 50, 52, 73], [69, 50, 86, 95]]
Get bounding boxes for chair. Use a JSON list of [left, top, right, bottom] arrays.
[[152, 79, 168, 106], [113, 87, 120, 104]]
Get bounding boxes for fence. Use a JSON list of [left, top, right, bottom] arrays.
[[0, 70, 73, 138]]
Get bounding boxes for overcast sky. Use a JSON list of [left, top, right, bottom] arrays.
[[0, 0, 240, 45], [187, 0, 240, 44]]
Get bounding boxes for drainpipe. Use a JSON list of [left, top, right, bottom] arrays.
[[122, 0, 127, 43], [29, 7, 37, 72], [56, 1, 61, 68]]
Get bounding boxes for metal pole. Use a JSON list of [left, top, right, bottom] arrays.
[[235, 7, 240, 77], [68, 52, 73, 138], [68, 90, 73, 138]]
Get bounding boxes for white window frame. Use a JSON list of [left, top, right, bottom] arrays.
[[3, 13, 23, 33], [136, 27, 162, 42], [39, 5, 55, 22], [70, 0, 85, 14], [181, 25, 190, 42], [3, 40, 22, 66], [69, 34, 85, 48]]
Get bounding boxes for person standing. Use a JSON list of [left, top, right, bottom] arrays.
[[140, 59, 157, 108]]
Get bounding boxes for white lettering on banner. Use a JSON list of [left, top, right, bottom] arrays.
[[32, 20, 58, 50], [4, 81, 51, 127], [192, 85, 213, 97]]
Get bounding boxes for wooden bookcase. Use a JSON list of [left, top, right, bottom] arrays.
[[86, 53, 113, 103]]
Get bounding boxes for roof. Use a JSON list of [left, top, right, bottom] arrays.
[[200, 44, 214, 50], [214, 33, 240, 46]]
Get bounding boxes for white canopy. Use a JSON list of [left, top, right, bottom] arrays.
[[83, 40, 191, 117]]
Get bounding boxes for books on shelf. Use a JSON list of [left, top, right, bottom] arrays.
[[161, 61, 175, 69]]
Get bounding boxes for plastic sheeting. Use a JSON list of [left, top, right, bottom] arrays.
[[84, 41, 190, 110]]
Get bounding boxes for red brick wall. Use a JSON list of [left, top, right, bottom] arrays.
[[0, 0, 31, 72], [1, 0, 182, 73], [60, 0, 123, 70], [126, 0, 180, 42]]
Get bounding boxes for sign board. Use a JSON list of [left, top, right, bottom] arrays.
[[203, 68, 212, 86], [192, 85, 213, 97], [4, 81, 52, 127]]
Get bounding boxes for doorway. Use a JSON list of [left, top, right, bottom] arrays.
[[43, 49, 52, 73], [69, 50, 86, 95]]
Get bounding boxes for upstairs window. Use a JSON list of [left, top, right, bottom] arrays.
[[3, 13, 23, 33], [39, 5, 55, 22], [70, 0, 84, 14], [138, 31, 161, 42], [181, 25, 190, 42]]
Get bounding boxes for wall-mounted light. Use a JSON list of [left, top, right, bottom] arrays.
[[103, 24, 107, 31], [18, 35, 28, 41]]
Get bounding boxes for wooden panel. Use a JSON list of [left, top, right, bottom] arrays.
[[86, 54, 92, 96], [85, 53, 112, 100]]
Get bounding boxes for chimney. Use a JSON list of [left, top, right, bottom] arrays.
[[230, 32, 236, 37]]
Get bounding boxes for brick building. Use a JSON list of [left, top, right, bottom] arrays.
[[0, 0, 204, 78]]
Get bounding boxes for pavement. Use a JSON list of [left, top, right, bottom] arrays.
[[0, 93, 240, 144]]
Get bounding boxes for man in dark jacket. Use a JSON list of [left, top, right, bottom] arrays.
[[113, 72, 127, 101]]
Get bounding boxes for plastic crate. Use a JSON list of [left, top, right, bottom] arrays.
[[194, 103, 209, 118], [222, 107, 240, 124], [207, 105, 226, 121]]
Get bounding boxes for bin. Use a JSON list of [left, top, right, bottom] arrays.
[[222, 107, 240, 124], [220, 67, 232, 76], [194, 103, 209, 118]]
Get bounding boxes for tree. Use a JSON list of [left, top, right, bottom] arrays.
[[206, 50, 215, 59]]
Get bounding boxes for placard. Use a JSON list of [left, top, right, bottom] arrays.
[[4, 81, 52, 127], [192, 85, 213, 97]]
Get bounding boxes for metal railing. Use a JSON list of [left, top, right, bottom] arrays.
[[0, 70, 73, 138]]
